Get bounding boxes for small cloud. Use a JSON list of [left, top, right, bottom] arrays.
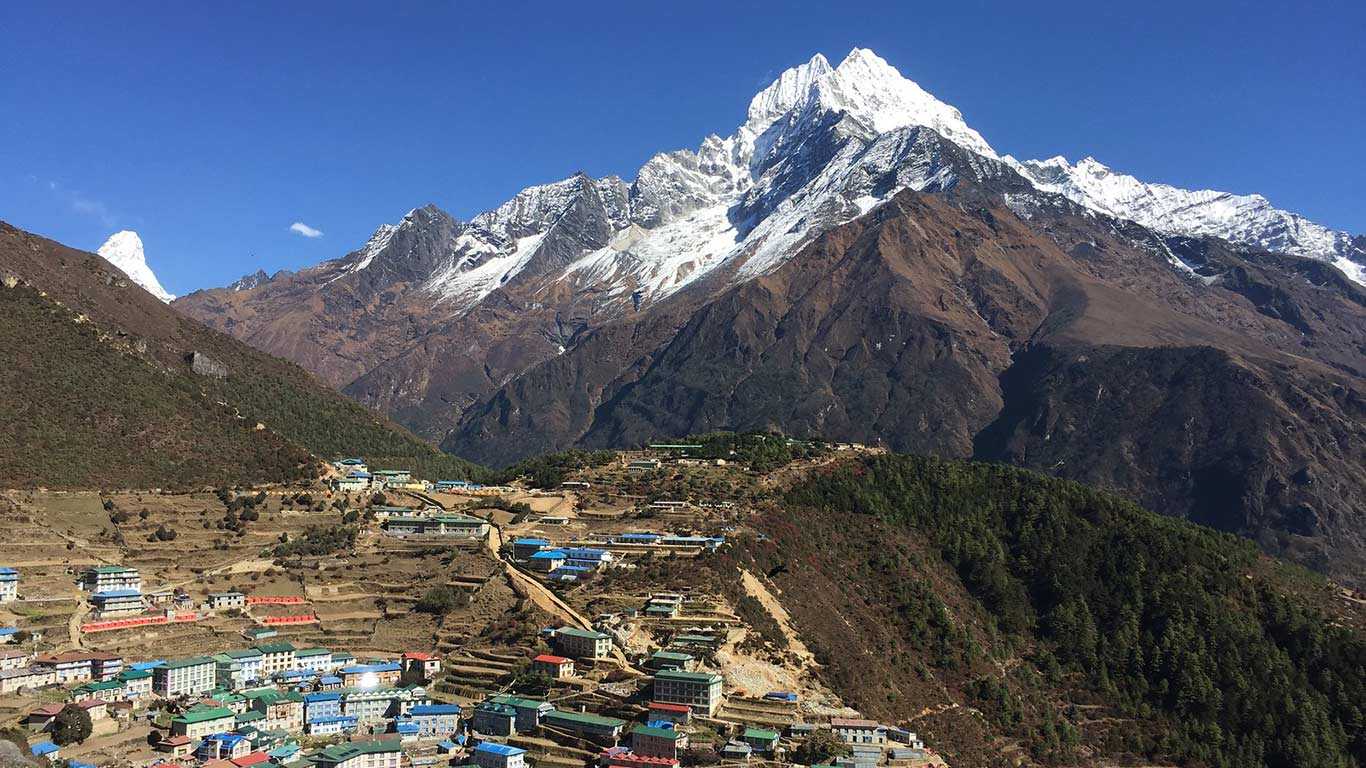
[[32, 177, 118, 226], [290, 221, 323, 238]]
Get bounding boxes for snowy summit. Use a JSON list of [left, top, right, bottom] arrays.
[[97, 231, 175, 302]]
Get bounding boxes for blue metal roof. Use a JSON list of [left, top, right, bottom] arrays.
[[91, 589, 142, 598], [305, 692, 340, 702], [395, 722, 420, 733], [31, 742, 57, 756], [529, 550, 566, 559], [411, 704, 461, 715], [475, 742, 527, 757], [513, 537, 550, 546]]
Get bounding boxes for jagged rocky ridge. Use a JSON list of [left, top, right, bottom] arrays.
[[174, 48, 1366, 584]]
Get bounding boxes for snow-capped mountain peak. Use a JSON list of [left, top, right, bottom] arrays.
[[97, 230, 175, 302], [744, 48, 995, 159], [1008, 154, 1364, 283], [746, 53, 834, 131]]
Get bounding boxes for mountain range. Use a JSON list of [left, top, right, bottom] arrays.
[[157, 48, 1365, 584]]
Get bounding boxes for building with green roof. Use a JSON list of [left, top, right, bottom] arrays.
[[653, 668, 724, 716]]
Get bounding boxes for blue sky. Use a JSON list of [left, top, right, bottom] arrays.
[[2, 1, 1362, 296]]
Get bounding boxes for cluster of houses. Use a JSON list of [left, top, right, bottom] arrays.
[[328, 459, 503, 497], [507, 531, 724, 583]]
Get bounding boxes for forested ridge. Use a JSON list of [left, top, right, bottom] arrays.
[[785, 455, 1364, 768]]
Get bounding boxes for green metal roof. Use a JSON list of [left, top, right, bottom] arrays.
[[295, 647, 330, 657], [743, 727, 779, 741], [632, 724, 681, 740], [172, 706, 233, 724], [316, 740, 401, 762], [544, 710, 626, 729], [254, 642, 296, 654], [489, 694, 548, 710], [557, 626, 609, 640], [90, 565, 136, 574]]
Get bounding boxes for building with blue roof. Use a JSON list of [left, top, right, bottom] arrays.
[[90, 589, 144, 617], [0, 567, 17, 603], [30, 741, 58, 759], [409, 703, 461, 737], [511, 538, 551, 559], [473, 742, 527, 768], [306, 714, 358, 736], [527, 550, 566, 573]]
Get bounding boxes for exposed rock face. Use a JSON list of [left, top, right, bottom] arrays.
[[189, 351, 228, 379]]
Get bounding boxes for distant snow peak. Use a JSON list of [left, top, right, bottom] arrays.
[[97, 230, 175, 302]]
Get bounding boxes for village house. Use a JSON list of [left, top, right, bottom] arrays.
[[294, 647, 332, 674], [118, 668, 153, 698], [382, 514, 489, 538], [339, 685, 425, 724], [370, 469, 412, 487], [527, 550, 566, 572], [333, 472, 372, 493], [155, 734, 195, 758], [90, 589, 144, 617], [651, 669, 724, 716], [208, 592, 246, 610], [647, 702, 692, 725], [531, 654, 574, 678], [631, 724, 687, 759], [615, 532, 662, 545], [0, 665, 55, 694], [306, 715, 359, 736], [254, 642, 296, 676], [472, 742, 526, 768], [215, 648, 265, 689], [407, 703, 461, 736], [311, 740, 402, 768], [560, 547, 614, 570], [0, 648, 32, 671], [71, 679, 123, 703], [472, 702, 517, 736], [333, 458, 368, 474], [246, 689, 305, 732], [80, 565, 141, 594], [198, 733, 252, 761], [154, 656, 216, 698], [401, 651, 441, 682], [511, 538, 550, 559], [29, 741, 58, 764], [627, 459, 661, 471], [305, 691, 341, 721], [488, 694, 555, 732], [830, 718, 885, 745], [0, 567, 17, 602], [554, 627, 613, 659], [0, 627, 16, 645], [340, 660, 402, 688], [742, 727, 780, 754], [644, 651, 693, 672], [171, 706, 236, 739], [35, 651, 122, 684], [542, 709, 627, 744]]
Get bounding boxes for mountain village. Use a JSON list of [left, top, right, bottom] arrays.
[[0, 443, 943, 768]]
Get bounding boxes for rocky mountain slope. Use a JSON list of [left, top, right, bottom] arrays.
[[0, 222, 482, 488], [174, 49, 1366, 583]]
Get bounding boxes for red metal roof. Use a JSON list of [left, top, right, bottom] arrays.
[[231, 752, 271, 767], [533, 654, 571, 664], [648, 702, 691, 713], [402, 651, 436, 661]]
